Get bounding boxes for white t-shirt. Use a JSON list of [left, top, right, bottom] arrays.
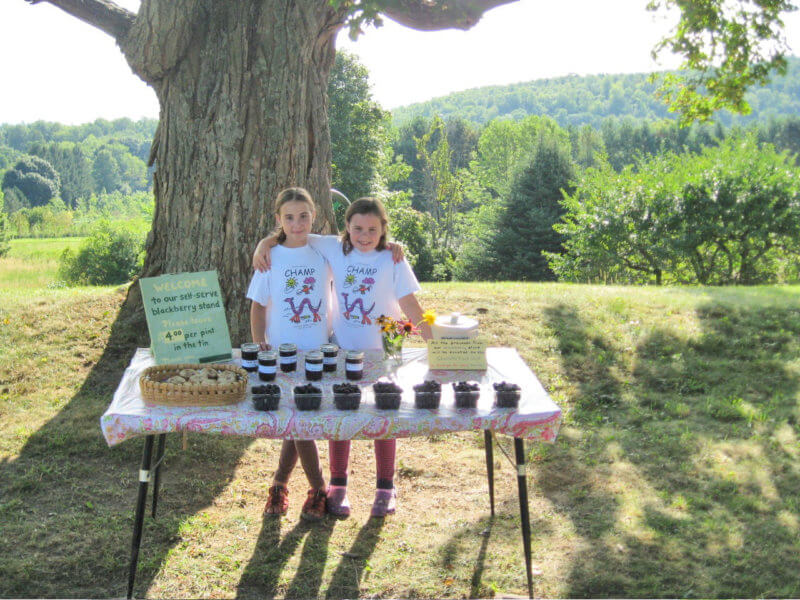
[[308, 235, 421, 350], [246, 244, 332, 351]]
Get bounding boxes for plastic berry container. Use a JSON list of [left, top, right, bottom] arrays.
[[493, 381, 521, 408], [373, 380, 403, 410], [252, 384, 281, 411], [413, 380, 441, 409], [333, 382, 361, 410], [293, 383, 322, 411], [453, 381, 480, 409]]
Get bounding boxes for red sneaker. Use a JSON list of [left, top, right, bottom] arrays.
[[264, 485, 289, 516], [301, 488, 327, 522]]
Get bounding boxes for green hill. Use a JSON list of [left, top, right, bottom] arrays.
[[392, 56, 800, 128]]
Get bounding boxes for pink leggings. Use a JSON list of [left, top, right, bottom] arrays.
[[328, 439, 396, 489]]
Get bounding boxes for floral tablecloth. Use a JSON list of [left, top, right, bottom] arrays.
[[100, 347, 561, 446]]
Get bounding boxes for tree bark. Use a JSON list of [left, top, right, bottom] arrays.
[[126, 0, 343, 343], [29, 0, 513, 344]]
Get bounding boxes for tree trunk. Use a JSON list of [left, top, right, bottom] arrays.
[[125, 0, 343, 343], [34, 0, 512, 346]]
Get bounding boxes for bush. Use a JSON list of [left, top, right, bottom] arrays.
[[551, 134, 800, 285], [0, 190, 8, 257], [58, 221, 144, 285]]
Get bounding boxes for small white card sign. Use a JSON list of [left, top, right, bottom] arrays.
[[427, 337, 488, 370]]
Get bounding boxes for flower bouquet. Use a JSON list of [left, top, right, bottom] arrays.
[[377, 311, 435, 364]]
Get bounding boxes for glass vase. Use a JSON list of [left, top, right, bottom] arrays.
[[382, 334, 404, 365]]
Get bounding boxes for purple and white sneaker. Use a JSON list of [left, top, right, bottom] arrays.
[[370, 488, 397, 517], [326, 485, 351, 517]]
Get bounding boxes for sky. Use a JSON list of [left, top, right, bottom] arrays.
[[2, 0, 799, 125]]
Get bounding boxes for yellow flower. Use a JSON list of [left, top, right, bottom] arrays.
[[421, 310, 436, 326]]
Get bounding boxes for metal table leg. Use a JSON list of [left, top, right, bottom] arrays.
[[514, 437, 533, 599], [151, 434, 167, 518], [127, 435, 154, 600], [483, 430, 495, 515]]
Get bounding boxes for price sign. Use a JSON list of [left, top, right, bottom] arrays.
[[139, 270, 232, 364]]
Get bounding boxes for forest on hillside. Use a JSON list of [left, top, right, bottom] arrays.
[[392, 56, 800, 128], [1, 51, 799, 286]]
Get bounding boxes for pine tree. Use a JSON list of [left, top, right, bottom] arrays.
[[92, 148, 121, 194], [487, 137, 576, 281]]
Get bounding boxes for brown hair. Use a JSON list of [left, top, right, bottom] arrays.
[[273, 187, 315, 244], [341, 197, 389, 255]]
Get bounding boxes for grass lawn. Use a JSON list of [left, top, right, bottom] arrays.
[[0, 237, 86, 301], [1, 256, 799, 598]]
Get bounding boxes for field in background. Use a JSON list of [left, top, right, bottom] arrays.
[[1, 249, 799, 598], [0, 238, 86, 302]]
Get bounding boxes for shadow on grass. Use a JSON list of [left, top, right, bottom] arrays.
[[237, 517, 335, 599], [0, 290, 255, 598], [541, 301, 800, 598], [437, 514, 494, 598], [324, 517, 384, 599]]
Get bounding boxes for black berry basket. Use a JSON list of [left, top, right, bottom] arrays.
[[453, 381, 480, 409], [493, 381, 521, 408], [373, 380, 403, 410], [252, 384, 281, 411], [413, 380, 441, 409], [333, 382, 361, 410], [293, 383, 322, 411]]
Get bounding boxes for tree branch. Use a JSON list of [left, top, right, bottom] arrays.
[[382, 0, 517, 31], [26, 0, 136, 41]]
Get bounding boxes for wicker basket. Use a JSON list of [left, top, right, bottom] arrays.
[[139, 363, 248, 406]]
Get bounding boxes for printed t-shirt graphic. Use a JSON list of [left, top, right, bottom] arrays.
[[307, 235, 421, 350], [340, 262, 377, 325], [246, 244, 331, 349]]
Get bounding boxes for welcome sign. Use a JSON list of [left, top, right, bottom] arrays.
[[139, 270, 232, 364]]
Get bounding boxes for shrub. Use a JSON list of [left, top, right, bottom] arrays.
[[58, 221, 144, 285], [0, 189, 8, 257], [551, 134, 800, 285]]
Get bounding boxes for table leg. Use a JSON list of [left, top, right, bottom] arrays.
[[151, 434, 167, 518], [127, 435, 154, 600], [483, 430, 495, 516], [514, 437, 533, 599]]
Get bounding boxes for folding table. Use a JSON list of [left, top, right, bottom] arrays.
[[102, 347, 562, 599]]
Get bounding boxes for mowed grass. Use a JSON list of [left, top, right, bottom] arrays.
[[1, 252, 799, 598]]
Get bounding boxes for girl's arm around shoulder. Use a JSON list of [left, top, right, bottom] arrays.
[[253, 235, 279, 272], [306, 233, 342, 262], [385, 241, 405, 263]]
